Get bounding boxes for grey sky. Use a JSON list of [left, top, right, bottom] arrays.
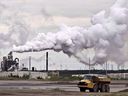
[[1, 0, 115, 17], [0, 0, 125, 70], [0, 0, 116, 33]]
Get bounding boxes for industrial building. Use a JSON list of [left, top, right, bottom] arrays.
[[1, 52, 19, 71], [0, 52, 49, 79]]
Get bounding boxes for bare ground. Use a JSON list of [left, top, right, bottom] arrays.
[[0, 89, 127, 96]]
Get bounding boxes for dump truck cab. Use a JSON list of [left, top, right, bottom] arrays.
[[78, 74, 111, 92]]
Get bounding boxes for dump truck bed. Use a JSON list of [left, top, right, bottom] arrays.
[[92, 76, 111, 83]]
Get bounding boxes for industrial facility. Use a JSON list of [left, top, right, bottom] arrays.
[[0, 51, 128, 80], [1, 52, 19, 71], [0, 52, 49, 79], [0, 51, 48, 72]]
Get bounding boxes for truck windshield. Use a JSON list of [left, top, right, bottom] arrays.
[[84, 76, 93, 80]]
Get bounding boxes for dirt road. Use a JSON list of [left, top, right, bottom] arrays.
[[0, 80, 127, 96], [0, 80, 127, 92], [0, 89, 127, 96]]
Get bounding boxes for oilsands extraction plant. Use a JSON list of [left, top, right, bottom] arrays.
[[0, 51, 128, 80], [1, 52, 19, 71], [0, 52, 48, 79]]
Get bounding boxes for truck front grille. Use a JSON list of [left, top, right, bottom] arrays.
[[78, 82, 87, 85]]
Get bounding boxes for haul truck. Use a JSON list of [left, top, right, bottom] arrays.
[[78, 75, 111, 92]]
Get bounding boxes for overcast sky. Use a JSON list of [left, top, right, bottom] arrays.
[[0, 0, 116, 32], [1, 0, 125, 70]]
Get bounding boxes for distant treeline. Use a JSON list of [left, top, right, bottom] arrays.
[[58, 69, 128, 76], [29, 69, 128, 76]]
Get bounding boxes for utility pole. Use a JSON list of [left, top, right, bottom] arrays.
[[89, 57, 91, 74], [106, 61, 108, 76], [111, 64, 113, 70], [60, 64, 62, 70], [117, 65, 120, 70]]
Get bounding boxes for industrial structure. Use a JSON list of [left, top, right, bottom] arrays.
[[1, 52, 19, 71], [0, 51, 128, 79], [46, 52, 49, 72], [0, 52, 49, 79]]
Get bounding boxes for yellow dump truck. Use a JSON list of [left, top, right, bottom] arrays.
[[78, 75, 111, 92]]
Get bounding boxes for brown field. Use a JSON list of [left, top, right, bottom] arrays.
[[0, 89, 127, 96], [0, 80, 127, 96]]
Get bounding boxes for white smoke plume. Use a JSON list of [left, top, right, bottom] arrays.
[[13, 0, 128, 65]]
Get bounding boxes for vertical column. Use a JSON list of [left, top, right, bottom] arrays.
[[106, 61, 108, 75], [46, 52, 48, 72], [29, 56, 31, 78], [89, 57, 90, 74]]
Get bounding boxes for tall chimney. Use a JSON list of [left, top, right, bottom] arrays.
[[29, 56, 31, 78], [29, 56, 31, 71], [46, 52, 48, 72]]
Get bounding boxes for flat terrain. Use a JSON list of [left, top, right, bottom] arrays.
[[0, 80, 127, 96], [0, 89, 127, 96], [0, 80, 127, 92]]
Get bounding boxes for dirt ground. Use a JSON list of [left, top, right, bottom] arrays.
[[0, 80, 127, 96], [0, 89, 127, 96]]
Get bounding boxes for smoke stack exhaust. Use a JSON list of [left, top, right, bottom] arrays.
[[46, 52, 48, 72], [13, 0, 128, 66]]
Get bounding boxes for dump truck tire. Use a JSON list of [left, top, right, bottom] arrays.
[[93, 84, 99, 92], [89, 89, 94, 92], [100, 84, 106, 92], [90, 84, 99, 92], [105, 85, 110, 92], [80, 88, 85, 92]]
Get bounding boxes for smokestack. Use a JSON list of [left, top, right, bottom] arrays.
[[46, 52, 48, 72], [28, 56, 31, 79], [29, 56, 31, 71]]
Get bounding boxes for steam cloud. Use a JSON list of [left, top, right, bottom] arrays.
[[13, 0, 128, 65]]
